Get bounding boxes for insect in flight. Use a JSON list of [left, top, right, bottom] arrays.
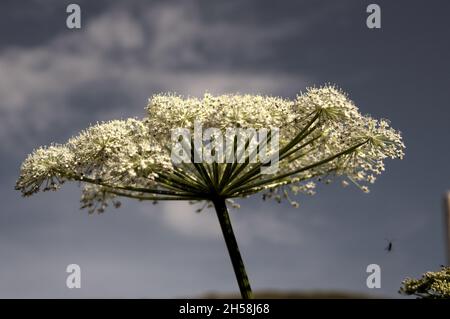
[[384, 238, 394, 252]]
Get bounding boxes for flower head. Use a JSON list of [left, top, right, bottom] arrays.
[[16, 85, 405, 213], [400, 266, 450, 299]]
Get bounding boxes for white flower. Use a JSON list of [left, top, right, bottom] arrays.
[[16, 85, 405, 212]]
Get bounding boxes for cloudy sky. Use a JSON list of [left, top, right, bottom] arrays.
[[1, 0, 449, 298]]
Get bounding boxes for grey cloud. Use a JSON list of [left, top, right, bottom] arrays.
[[0, 2, 312, 156]]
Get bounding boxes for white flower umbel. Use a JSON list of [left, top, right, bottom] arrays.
[[16, 85, 405, 299], [400, 266, 450, 299]]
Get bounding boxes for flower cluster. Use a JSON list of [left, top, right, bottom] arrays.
[[16, 85, 405, 213], [400, 266, 450, 299]]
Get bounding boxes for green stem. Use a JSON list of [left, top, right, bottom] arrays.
[[212, 197, 253, 299]]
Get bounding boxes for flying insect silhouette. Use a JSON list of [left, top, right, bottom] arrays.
[[384, 238, 394, 252]]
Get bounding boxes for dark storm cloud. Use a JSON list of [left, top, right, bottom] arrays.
[[0, 0, 449, 298]]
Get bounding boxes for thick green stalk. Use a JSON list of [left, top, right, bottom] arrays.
[[212, 197, 253, 299]]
